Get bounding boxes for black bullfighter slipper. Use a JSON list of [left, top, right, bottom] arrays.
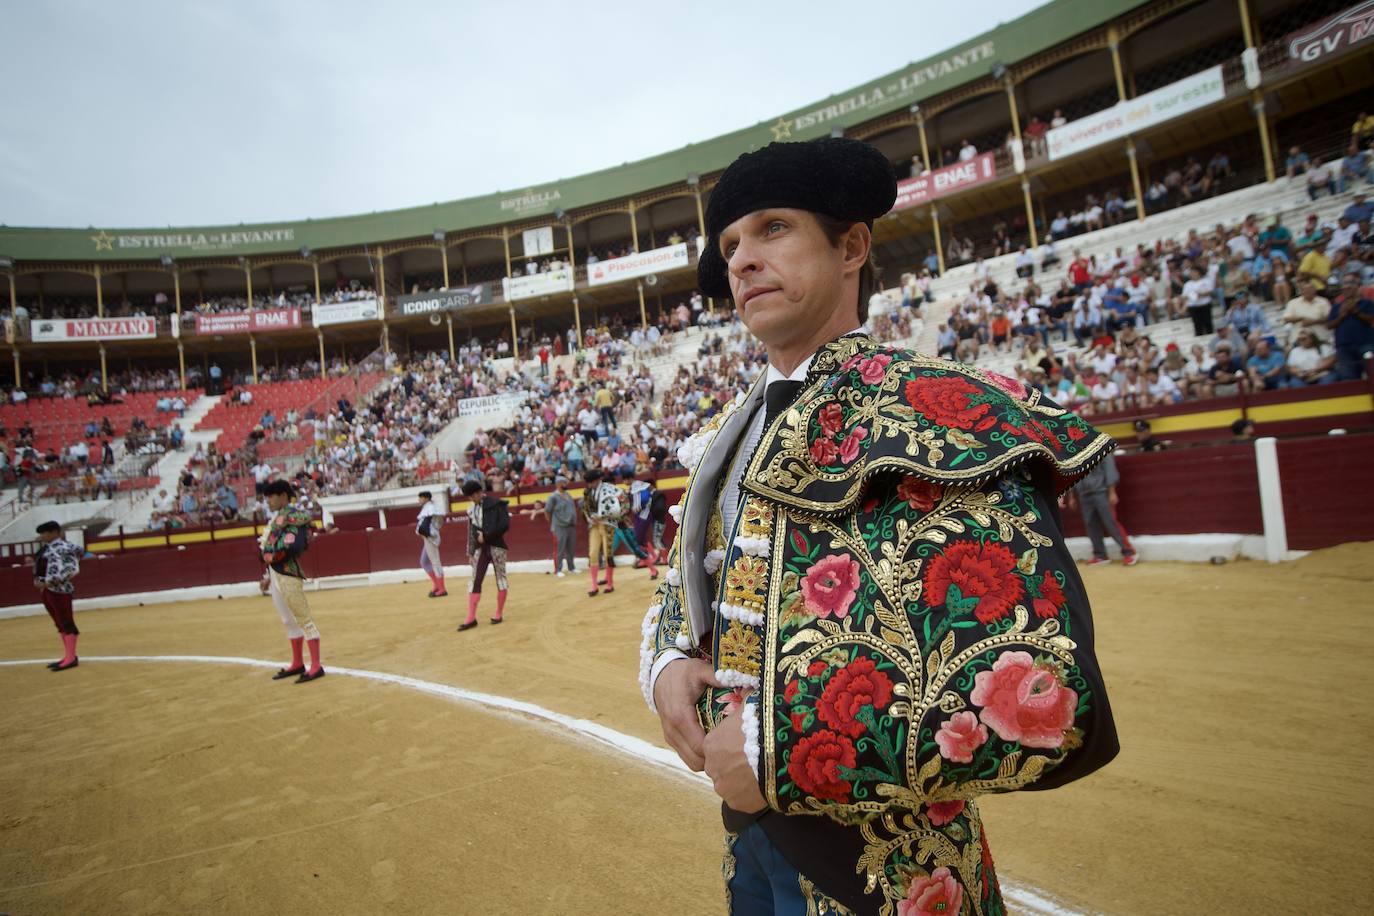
[[430, 590, 448, 598], [46, 661, 63, 670], [295, 668, 326, 684], [489, 617, 503, 625], [51, 658, 79, 672], [273, 666, 305, 680], [457, 620, 479, 631]]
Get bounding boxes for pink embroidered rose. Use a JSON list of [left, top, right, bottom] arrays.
[[800, 554, 862, 619], [837, 426, 868, 464], [897, 866, 963, 916], [856, 353, 893, 385], [935, 711, 988, 763], [283, 533, 297, 545], [810, 436, 839, 466], [971, 650, 1078, 749], [986, 370, 1027, 399], [818, 402, 845, 437], [924, 799, 966, 827]]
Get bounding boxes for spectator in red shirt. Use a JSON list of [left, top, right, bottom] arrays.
[[1069, 251, 1093, 292]]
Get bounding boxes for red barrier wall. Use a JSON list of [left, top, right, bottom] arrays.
[[6, 439, 1366, 609]]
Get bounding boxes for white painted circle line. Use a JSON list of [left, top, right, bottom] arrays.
[[1, 655, 1087, 916]]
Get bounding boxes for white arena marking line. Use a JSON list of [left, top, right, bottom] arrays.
[[1, 655, 1087, 916]]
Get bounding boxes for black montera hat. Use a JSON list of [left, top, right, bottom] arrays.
[[36, 520, 61, 534], [696, 137, 897, 299]]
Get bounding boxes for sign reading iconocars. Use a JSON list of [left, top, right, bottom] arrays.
[[395, 285, 492, 316]]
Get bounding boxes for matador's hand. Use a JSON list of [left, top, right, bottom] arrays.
[[653, 657, 722, 771], [703, 708, 767, 814]]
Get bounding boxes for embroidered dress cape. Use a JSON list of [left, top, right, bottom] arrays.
[[640, 335, 1119, 916]]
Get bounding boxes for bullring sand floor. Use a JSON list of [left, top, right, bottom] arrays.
[[2, 543, 1372, 914]]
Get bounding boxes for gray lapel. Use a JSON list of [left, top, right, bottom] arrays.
[[680, 373, 765, 641]]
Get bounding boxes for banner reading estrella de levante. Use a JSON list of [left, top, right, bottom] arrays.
[[31, 317, 157, 342], [1046, 65, 1226, 161], [891, 153, 998, 213], [195, 308, 301, 335], [586, 243, 690, 287]]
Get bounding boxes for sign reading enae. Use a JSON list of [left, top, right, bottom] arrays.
[[395, 285, 492, 316]]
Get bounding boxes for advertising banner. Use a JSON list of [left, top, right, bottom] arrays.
[[31, 317, 157, 342], [586, 243, 690, 287], [457, 393, 525, 418], [502, 268, 574, 301], [312, 298, 381, 327], [195, 308, 301, 335], [1287, 1, 1374, 65], [1045, 65, 1225, 161], [891, 153, 998, 212], [395, 285, 492, 317]]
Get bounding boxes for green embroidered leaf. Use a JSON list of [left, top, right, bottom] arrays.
[[780, 570, 800, 594], [1016, 548, 1039, 575], [945, 584, 979, 617]]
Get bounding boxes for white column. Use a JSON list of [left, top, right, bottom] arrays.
[[1253, 437, 1288, 563]]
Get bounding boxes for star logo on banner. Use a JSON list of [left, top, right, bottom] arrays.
[[770, 118, 793, 141], [91, 230, 115, 251]]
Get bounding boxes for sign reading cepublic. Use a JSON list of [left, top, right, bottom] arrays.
[[395, 285, 492, 316], [1287, 0, 1374, 64], [195, 308, 301, 335], [31, 317, 157, 342], [891, 153, 998, 212], [586, 243, 690, 287]]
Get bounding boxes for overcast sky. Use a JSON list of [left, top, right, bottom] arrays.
[[3, 0, 1041, 230]]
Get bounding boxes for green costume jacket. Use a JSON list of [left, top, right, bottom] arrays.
[[640, 335, 1119, 916]]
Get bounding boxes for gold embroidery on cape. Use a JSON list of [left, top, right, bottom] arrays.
[[799, 873, 857, 916], [718, 620, 763, 677], [855, 801, 990, 915]]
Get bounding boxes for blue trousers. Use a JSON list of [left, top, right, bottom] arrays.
[[726, 824, 848, 915]]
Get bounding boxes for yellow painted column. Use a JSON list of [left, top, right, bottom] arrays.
[[637, 281, 648, 329], [1108, 27, 1127, 100], [1004, 81, 1038, 248], [916, 112, 932, 174], [172, 268, 182, 317], [693, 190, 706, 239], [565, 222, 577, 274], [1127, 141, 1147, 222], [439, 242, 450, 289], [1236, 0, 1275, 183], [628, 200, 640, 253], [1109, 28, 1148, 222], [317, 331, 326, 378], [930, 205, 946, 275], [377, 253, 386, 312], [245, 264, 253, 311], [312, 260, 321, 304], [12, 347, 19, 389], [250, 334, 259, 384], [508, 307, 519, 361], [99, 344, 108, 391], [446, 314, 455, 361], [95, 265, 104, 318], [177, 342, 186, 391], [502, 228, 512, 277], [573, 295, 582, 347]]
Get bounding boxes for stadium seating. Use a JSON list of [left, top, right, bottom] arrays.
[[0, 391, 178, 454]]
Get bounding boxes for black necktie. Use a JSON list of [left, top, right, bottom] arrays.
[[764, 379, 805, 426]]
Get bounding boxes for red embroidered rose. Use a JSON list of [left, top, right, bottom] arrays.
[[934, 710, 988, 763], [896, 476, 943, 512], [800, 554, 862, 619], [810, 436, 839, 466], [971, 650, 1078, 749], [816, 656, 894, 738], [1065, 424, 1087, 441], [783, 680, 800, 703], [923, 541, 1025, 624], [897, 866, 964, 916], [1033, 574, 1067, 619], [818, 402, 845, 437], [786, 729, 856, 803], [808, 661, 828, 677], [924, 799, 966, 827], [791, 710, 807, 732], [905, 376, 996, 432], [857, 353, 893, 385], [837, 426, 868, 464]]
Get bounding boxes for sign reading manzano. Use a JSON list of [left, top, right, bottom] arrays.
[[891, 153, 998, 212], [312, 298, 380, 327], [31, 317, 157, 342], [395, 285, 493, 316], [1045, 65, 1226, 161], [502, 268, 574, 302], [587, 243, 689, 287]]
